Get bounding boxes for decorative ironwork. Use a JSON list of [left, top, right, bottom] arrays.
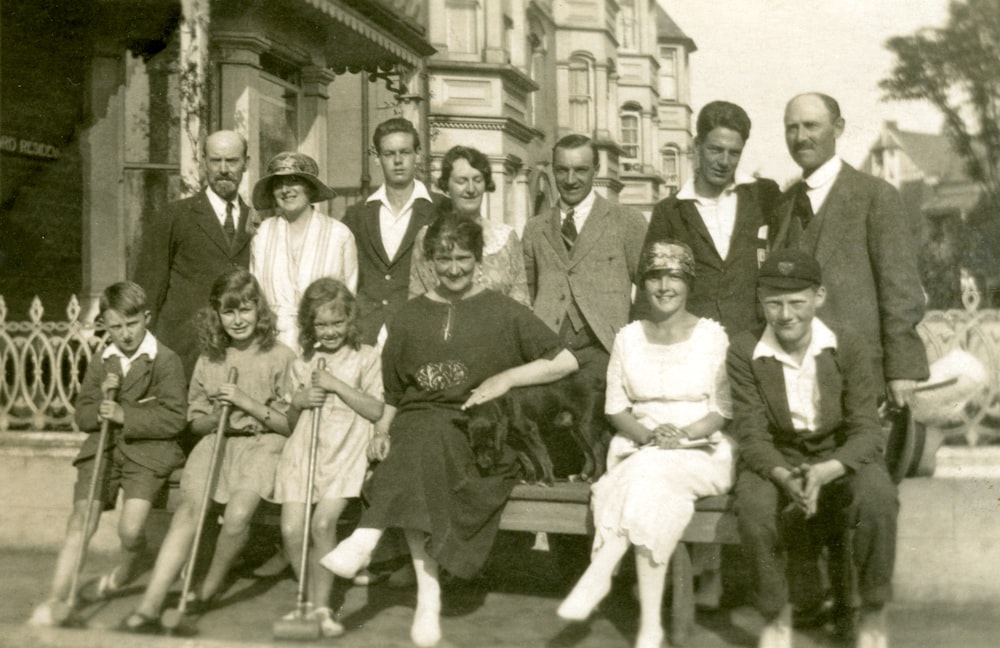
[[0, 296, 107, 432]]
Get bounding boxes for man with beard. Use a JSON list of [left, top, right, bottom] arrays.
[[133, 130, 252, 379]]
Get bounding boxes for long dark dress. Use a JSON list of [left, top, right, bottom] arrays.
[[361, 290, 564, 578]]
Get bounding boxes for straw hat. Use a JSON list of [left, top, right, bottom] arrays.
[[251, 151, 336, 210]]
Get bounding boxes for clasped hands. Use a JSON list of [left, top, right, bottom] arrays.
[[647, 423, 689, 450], [775, 460, 845, 517]]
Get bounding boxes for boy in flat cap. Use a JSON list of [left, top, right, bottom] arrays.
[[726, 248, 898, 648]]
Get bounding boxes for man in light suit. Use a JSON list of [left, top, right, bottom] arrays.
[[644, 100, 780, 334], [522, 134, 648, 389], [343, 117, 438, 345], [773, 93, 928, 408], [133, 130, 252, 379], [727, 248, 897, 648]]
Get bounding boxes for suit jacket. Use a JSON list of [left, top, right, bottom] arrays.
[[342, 195, 438, 345], [522, 194, 647, 353], [726, 326, 883, 480], [643, 179, 780, 334], [74, 342, 187, 475], [772, 163, 928, 387], [132, 190, 252, 378]]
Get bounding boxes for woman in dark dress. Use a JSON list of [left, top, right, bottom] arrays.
[[321, 214, 578, 647]]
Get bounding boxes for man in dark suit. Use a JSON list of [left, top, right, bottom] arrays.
[[727, 249, 897, 648], [343, 117, 437, 345], [522, 134, 647, 389], [133, 130, 252, 378], [643, 100, 779, 334], [773, 93, 928, 407]]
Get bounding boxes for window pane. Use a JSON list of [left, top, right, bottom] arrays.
[[569, 64, 589, 95], [621, 115, 639, 158], [259, 74, 299, 167], [570, 99, 590, 134], [659, 47, 677, 101]]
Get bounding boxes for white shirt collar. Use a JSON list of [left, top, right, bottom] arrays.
[[102, 330, 158, 376], [752, 317, 837, 367], [561, 188, 597, 220], [676, 172, 756, 202], [366, 179, 432, 211], [205, 186, 238, 223], [802, 156, 842, 190]]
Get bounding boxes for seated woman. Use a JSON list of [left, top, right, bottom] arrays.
[[251, 151, 358, 351], [557, 240, 735, 648], [409, 145, 530, 306], [321, 214, 578, 647]]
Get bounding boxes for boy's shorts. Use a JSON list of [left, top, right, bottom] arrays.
[[74, 446, 170, 509]]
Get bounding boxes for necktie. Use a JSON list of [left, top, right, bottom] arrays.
[[223, 202, 236, 246], [792, 184, 814, 230], [561, 208, 577, 252]]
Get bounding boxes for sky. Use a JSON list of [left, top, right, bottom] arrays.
[[660, 0, 952, 184]]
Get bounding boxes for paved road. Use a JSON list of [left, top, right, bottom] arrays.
[[2, 536, 996, 648]]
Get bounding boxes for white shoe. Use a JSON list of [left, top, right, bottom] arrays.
[[635, 627, 665, 648], [856, 607, 888, 648], [28, 600, 57, 627], [313, 606, 345, 638], [410, 604, 441, 647], [557, 569, 612, 621], [758, 605, 793, 648], [319, 536, 374, 579]]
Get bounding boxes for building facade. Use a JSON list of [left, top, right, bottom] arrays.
[[1, 0, 695, 318]]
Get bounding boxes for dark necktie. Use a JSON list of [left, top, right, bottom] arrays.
[[223, 202, 236, 246], [792, 184, 814, 230], [561, 208, 577, 252]]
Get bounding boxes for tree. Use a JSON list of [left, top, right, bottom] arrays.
[[881, 0, 1000, 207]]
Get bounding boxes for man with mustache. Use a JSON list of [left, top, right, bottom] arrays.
[[770, 93, 928, 636], [522, 134, 647, 392], [642, 100, 780, 335], [133, 130, 252, 379]]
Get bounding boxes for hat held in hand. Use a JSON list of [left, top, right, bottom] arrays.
[[252, 151, 336, 210], [909, 348, 989, 428]]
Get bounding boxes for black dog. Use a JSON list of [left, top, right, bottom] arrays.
[[458, 374, 611, 484]]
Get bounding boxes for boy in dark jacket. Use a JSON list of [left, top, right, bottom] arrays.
[[30, 281, 187, 625]]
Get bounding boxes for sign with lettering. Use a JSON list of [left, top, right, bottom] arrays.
[[0, 134, 61, 160]]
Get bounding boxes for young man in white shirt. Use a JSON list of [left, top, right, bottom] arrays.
[[726, 248, 898, 648]]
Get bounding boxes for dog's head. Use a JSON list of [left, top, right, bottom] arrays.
[[455, 402, 507, 471]]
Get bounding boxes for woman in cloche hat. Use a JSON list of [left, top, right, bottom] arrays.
[[250, 151, 358, 350]]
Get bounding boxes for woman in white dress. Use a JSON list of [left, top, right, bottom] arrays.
[[251, 152, 358, 350], [558, 240, 735, 648]]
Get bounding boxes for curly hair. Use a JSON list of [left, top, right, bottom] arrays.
[[422, 212, 484, 262], [297, 277, 362, 359], [197, 268, 279, 362], [436, 145, 496, 193]]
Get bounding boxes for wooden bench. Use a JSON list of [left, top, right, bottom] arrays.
[[503, 481, 738, 647]]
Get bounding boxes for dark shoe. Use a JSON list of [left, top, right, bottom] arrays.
[[117, 611, 162, 635], [793, 595, 836, 628]]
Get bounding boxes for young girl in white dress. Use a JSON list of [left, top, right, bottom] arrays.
[[274, 278, 384, 636], [558, 240, 735, 648]]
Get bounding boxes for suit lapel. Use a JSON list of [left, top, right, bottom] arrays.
[[392, 198, 435, 266], [542, 205, 570, 265], [814, 347, 843, 433], [813, 165, 856, 266], [678, 201, 723, 267], [120, 356, 152, 397], [756, 356, 795, 434], [194, 192, 232, 255], [230, 199, 253, 257], [361, 202, 392, 268], [725, 186, 757, 266], [568, 196, 610, 268]]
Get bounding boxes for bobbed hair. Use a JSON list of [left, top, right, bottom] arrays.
[[197, 268, 278, 362], [436, 145, 496, 193], [423, 213, 484, 263], [297, 277, 362, 359]]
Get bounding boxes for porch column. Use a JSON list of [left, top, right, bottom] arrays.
[[594, 61, 609, 140], [213, 32, 268, 197], [300, 65, 337, 188]]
